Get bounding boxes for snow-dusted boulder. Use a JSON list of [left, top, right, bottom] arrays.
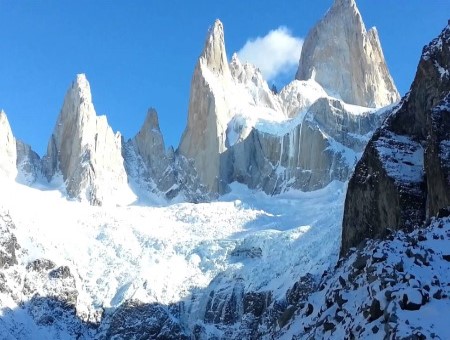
[[296, 0, 400, 108], [0, 110, 17, 180], [43, 74, 134, 206]]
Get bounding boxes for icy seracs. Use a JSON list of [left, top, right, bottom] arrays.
[[296, 0, 400, 108], [0, 110, 17, 179], [42, 74, 134, 206]]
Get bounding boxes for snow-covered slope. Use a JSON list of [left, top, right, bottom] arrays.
[[282, 216, 450, 339], [0, 178, 346, 338]]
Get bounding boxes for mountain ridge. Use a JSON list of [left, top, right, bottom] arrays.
[[0, 0, 400, 204]]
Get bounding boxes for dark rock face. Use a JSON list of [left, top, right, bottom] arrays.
[[426, 94, 450, 217], [204, 281, 245, 325], [341, 24, 450, 256], [0, 213, 20, 269], [26, 258, 56, 272], [286, 273, 317, 306], [103, 301, 189, 340]]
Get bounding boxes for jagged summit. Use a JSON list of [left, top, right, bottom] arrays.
[[334, 0, 356, 8], [143, 107, 160, 131], [179, 17, 387, 195], [200, 19, 229, 76], [72, 73, 92, 101], [178, 20, 234, 193], [133, 108, 165, 162], [296, 0, 400, 108], [43, 74, 134, 206]]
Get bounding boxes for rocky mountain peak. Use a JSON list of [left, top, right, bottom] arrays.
[[333, 0, 357, 10], [43, 74, 134, 206], [296, 0, 400, 108], [200, 19, 229, 76], [60, 74, 94, 115], [143, 108, 160, 131], [128, 108, 167, 183]]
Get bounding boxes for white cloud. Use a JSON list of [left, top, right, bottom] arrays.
[[237, 27, 303, 82]]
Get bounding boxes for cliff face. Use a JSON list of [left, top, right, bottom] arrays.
[[341, 24, 450, 256], [0, 111, 17, 180], [43, 74, 134, 206], [16, 140, 42, 185], [224, 97, 387, 195], [296, 0, 399, 108]]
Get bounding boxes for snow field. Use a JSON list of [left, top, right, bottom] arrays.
[[0, 178, 346, 322]]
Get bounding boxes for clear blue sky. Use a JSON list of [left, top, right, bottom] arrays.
[[1, 1, 449, 156]]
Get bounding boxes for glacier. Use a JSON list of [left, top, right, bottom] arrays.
[[0, 177, 346, 338]]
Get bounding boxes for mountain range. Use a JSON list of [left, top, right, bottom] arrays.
[[0, 0, 449, 339]]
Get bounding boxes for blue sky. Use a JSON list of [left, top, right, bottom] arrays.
[[1, 1, 449, 155]]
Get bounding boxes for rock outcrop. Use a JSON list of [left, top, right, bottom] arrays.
[[296, 0, 400, 108], [282, 216, 450, 339], [341, 24, 450, 256], [0, 110, 17, 180], [42, 74, 134, 206], [16, 140, 42, 185], [225, 97, 387, 194]]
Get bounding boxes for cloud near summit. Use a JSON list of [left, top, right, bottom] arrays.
[[237, 27, 303, 82]]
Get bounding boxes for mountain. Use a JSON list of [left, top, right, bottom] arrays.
[[178, 19, 235, 194], [341, 23, 450, 256], [179, 1, 398, 196], [1, 0, 400, 203], [296, 0, 400, 108], [272, 22, 450, 339], [123, 108, 208, 202], [42, 74, 135, 206], [2, 1, 446, 339]]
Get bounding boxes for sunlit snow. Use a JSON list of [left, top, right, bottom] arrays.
[[0, 177, 346, 323]]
